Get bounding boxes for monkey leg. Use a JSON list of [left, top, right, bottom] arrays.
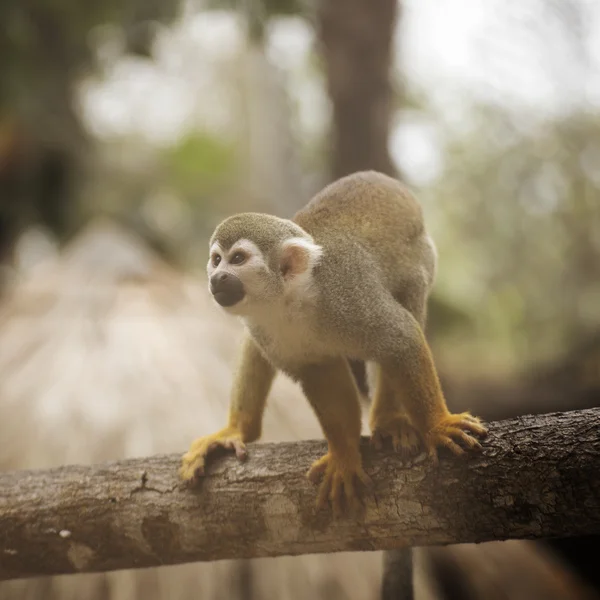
[[180, 333, 276, 483], [383, 326, 487, 461], [298, 359, 373, 516], [367, 303, 487, 462], [369, 364, 421, 459]]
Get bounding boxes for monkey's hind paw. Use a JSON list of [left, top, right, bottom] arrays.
[[370, 414, 421, 459], [425, 412, 488, 463], [307, 452, 373, 517], [180, 428, 247, 484]]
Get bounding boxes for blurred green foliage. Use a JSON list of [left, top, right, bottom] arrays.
[[2, 0, 599, 381], [0, 0, 180, 111], [165, 132, 237, 197], [423, 103, 600, 373]]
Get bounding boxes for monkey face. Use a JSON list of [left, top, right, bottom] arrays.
[[207, 214, 324, 318], [207, 239, 282, 314]]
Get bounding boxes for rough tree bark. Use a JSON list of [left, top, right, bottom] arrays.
[[1, 408, 599, 582]]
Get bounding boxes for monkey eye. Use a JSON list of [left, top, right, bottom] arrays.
[[230, 251, 247, 265], [211, 254, 222, 267]]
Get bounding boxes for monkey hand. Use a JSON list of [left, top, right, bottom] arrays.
[[425, 412, 487, 462], [370, 412, 421, 459], [307, 451, 373, 517], [180, 427, 247, 483]]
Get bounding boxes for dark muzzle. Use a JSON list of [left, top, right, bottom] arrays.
[[210, 272, 245, 307]]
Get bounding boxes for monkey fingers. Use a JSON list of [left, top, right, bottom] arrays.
[[180, 428, 247, 483], [306, 454, 329, 484], [425, 412, 487, 464], [209, 438, 247, 460]]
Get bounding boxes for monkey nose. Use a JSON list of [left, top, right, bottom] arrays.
[[210, 272, 231, 287], [210, 272, 245, 307]]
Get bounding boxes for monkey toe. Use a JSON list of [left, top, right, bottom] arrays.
[[465, 420, 488, 438], [371, 417, 421, 459], [340, 475, 364, 517], [393, 429, 421, 458], [451, 412, 488, 438], [179, 453, 205, 482], [438, 435, 466, 456], [451, 429, 483, 451], [316, 472, 333, 510], [330, 476, 344, 516], [370, 430, 385, 451], [310, 453, 372, 515], [223, 438, 248, 461], [307, 455, 329, 484], [318, 473, 364, 518], [180, 430, 247, 484]]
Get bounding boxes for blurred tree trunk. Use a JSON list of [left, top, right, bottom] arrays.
[[0, 0, 180, 279], [0, 119, 77, 276], [0, 3, 88, 273], [316, 3, 408, 599], [317, 0, 398, 180], [316, 0, 398, 396]]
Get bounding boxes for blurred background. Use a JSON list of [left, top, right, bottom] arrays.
[[0, 0, 599, 599]]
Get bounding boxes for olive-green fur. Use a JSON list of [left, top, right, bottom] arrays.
[[211, 213, 308, 270], [183, 170, 486, 519]]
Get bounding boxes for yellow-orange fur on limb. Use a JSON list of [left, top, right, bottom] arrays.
[[0, 223, 592, 600]]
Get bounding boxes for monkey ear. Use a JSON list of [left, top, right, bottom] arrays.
[[279, 237, 323, 280]]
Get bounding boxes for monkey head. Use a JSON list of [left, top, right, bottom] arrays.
[[207, 213, 323, 316]]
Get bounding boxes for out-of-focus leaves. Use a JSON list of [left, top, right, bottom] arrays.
[[427, 294, 474, 338], [428, 102, 600, 371], [165, 132, 237, 194], [203, 0, 310, 40], [0, 0, 182, 115], [204, 0, 308, 18], [0, 0, 184, 256]]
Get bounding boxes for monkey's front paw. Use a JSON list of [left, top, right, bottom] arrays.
[[307, 452, 373, 517], [370, 413, 421, 459], [425, 412, 488, 462], [180, 428, 247, 484]]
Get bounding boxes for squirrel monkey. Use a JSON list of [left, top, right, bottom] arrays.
[[180, 171, 487, 514]]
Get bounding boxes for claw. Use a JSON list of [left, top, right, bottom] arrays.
[[438, 436, 465, 456], [451, 429, 482, 451], [232, 440, 248, 461]]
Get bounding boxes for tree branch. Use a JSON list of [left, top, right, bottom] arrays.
[[1, 408, 599, 581]]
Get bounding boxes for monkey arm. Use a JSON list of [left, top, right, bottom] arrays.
[[180, 332, 275, 482], [227, 332, 276, 442]]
